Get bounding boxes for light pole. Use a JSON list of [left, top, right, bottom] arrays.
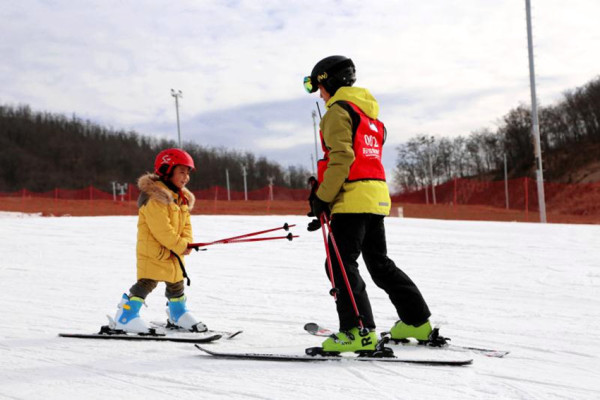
[[241, 164, 248, 201], [171, 89, 183, 148], [525, 0, 547, 223], [267, 177, 275, 201], [424, 136, 436, 205], [311, 110, 319, 174], [225, 169, 231, 201], [504, 154, 510, 209]]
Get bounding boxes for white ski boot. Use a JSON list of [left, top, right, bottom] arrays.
[[167, 295, 207, 332]]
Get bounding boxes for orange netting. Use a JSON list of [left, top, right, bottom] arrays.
[[1, 179, 598, 224]]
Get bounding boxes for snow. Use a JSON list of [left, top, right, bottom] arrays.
[[1, 213, 599, 399]]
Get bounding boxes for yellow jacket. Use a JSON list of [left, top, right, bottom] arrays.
[[316, 86, 391, 215], [136, 173, 194, 283]]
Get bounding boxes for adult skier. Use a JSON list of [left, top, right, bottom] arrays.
[[303, 55, 434, 354]]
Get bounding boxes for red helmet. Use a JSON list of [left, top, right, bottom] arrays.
[[154, 148, 195, 176]]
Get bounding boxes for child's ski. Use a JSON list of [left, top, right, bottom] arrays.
[[59, 325, 222, 343]]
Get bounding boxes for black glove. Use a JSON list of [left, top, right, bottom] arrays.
[[307, 218, 321, 232], [306, 176, 330, 231], [310, 196, 330, 219], [307, 195, 330, 231]]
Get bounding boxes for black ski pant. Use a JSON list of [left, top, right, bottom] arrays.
[[326, 213, 431, 331]]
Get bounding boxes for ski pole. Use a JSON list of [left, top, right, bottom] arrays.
[[321, 213, 365, 330], [188, 223, 296, 249], [195, 233, 298, 246], [320, 214, 338, 300]]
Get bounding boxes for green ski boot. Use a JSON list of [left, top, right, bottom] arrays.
[[389, 320, 432, 342], [319, 327, 378, 354]]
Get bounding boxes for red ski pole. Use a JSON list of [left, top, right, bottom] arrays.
[[321, 214, 365, 330], [188, 223, 296, 249], [202, 233, 298, 246], [320, 215, 338, 300]]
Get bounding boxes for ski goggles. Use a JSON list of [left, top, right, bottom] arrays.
[[303, 76, 317, 93]]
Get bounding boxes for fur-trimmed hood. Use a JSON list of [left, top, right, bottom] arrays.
[[136, 173, 195, 210]]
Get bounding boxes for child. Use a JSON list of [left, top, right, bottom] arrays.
[[110, 148, 206, 333]]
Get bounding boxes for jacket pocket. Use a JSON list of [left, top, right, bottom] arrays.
[[156, 245, 172, 261], [144, 240, 172, 261]]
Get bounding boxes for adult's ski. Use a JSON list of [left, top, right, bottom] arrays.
[[303, 322, 509, 358], [59, 325, 222, 343], [150, 320, 243, 340], [195, 345, 472, 366]]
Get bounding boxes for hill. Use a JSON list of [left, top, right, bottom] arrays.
[[393, 76, 600, 190], [0, 104, 310, 193], [542, 141, 600, 184]]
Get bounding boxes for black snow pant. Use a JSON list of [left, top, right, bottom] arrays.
[[326, 213, 431, 331]]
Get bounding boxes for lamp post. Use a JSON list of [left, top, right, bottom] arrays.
[[267, 177, 275, 201], [241, 164, 248, 201], [504, 154, 510, 209], [171, 89, 183, 148], [423, 136, 436, 205], [525, 0, 547, 223], [225, 169, 231, 201], [311, 110, 319, 174]]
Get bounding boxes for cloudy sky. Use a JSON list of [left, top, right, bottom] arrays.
[[2, 0, 599, 178]]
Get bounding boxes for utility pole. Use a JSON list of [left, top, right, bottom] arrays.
[[525, 0, 547, 223], [241, 164, 248, 201], [267, 177, 275, 201], [504, 154, 510, 209], [171, 89, 183, 148], [426, 136, 436, 205], [111, 181, 117, 202], [225, 169, 231, 201], [311, 110, 319, 174]]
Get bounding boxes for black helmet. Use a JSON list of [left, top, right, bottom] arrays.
[[303, 55, 356, 95]]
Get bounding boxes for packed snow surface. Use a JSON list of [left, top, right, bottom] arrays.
[[1, 213, 599, 399]]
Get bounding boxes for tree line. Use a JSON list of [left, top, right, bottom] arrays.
[[0, 104, 310, 192], [393, 76, 600, 190]]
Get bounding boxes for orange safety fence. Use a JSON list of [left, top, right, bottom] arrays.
[[391, 177, 600, 218], [1, 179, 599, 223]]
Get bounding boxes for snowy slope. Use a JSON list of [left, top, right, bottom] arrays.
[[0, 213, 599, 399]]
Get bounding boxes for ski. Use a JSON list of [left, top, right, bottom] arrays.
[[304, 322, 334, 336], [59, 325, 222, 343], [303, 322, 509, 358], [150, 320, 243, 339], [195, 345, 472, 366]]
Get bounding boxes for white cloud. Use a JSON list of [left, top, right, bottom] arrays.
[[1, 0, 600, 172]]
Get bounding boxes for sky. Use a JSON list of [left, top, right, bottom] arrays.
[[2, 0, 600, 179]]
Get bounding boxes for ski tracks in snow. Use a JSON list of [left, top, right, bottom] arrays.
[[1, 215, 600, 399]]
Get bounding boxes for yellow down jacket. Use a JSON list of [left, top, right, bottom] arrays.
[[136, 173, 194, 283], [316, 86, 391, 215]]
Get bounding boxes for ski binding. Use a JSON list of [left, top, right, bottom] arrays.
[[150, 320, 243, 339]]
